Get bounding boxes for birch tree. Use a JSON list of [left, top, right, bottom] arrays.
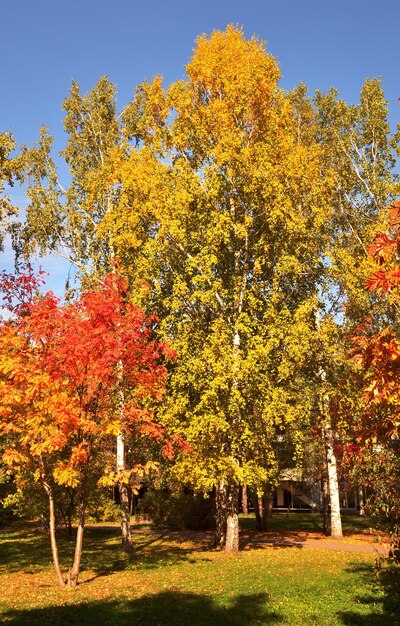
[[14, 78, 139, 552], [313, 78, 397, 536], [104, 27, 332, 550]]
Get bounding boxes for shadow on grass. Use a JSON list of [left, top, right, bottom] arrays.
[[337, 563, 400, 625], [82, 529, 214, 582], [239, 536, 305, 550], [239, 512, 374, 535], [2, 590, 284, 625], [0, 524, 55, 574], [0, 524, 213, 579]]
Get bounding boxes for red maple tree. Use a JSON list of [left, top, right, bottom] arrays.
[[351, 201, 400, 443], [0, 271, 181, 587]]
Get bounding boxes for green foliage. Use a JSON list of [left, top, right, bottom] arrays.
[[0, 130, 17, 250], [139, 489, 215, 530], [0, 467, 16, 524], [16, 78, 121, 272], [85, 491, 120, 523], [315, 78, 397, 324], [2, 486, 48, 523], [2, 481, 120, 527]]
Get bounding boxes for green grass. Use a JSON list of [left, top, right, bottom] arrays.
[[239, 512, 375, 535], [0, 520, 399, 625]]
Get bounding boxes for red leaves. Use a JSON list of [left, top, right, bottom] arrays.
[[365, 269, 400, 293], [12, 273, 168, 415], [367, 232, 397, 265], [0, 271, 180, 488], [351, 322, 400, 442], [365, 201, 400, 294], [0, 264, 47, 315], [349, 202, 400, 443]]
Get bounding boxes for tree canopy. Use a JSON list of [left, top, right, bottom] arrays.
[[2, 25, 400, 554]]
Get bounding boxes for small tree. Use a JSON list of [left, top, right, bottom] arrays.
[[350, 201, 400, 557], [0, 271, 178, 587]]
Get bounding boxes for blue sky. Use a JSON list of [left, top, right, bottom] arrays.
[[2, 0, 400, 292]]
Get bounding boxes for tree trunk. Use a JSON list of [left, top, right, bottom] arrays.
[[67, 517, 73, 542], [321, 476, 329, 535], [241, 483, 248, 515], [44, 484, 65, 588], [215, 481, 239, 551], [68, 496, 85, 587], [225, 482, 239, 552], [117, 431, 133, 554], [215, 481, 227, 549], [253, 491, 269, 531], [115, 354, 134, 554], [343, 484, 348, 509], [266, 493, 273, 520], [358, 484, 365, 516], [119, 481, 133, 553], [323, 420, 343, 539], [258, 495, 267, 531], [316, 314, 343, 540]]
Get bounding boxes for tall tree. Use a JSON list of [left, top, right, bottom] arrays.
[[312, 78, 397, 537], [14, 78, 142, 551], [103, 26, 332, 550]]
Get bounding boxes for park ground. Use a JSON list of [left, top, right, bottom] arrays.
[[0, 513, 399, 625]]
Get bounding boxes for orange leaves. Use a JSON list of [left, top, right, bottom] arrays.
[[350, 318, 400, 442], [365, 201, 400, 295], [388, 201, 400, 225], [367, 232, 397, 264], [0, 270, 178, 491], [350, 201, 400, 442], [365, 269, 400, 293]]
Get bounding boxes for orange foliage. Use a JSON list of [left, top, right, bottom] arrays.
[[0, 272, 179, 488], [351, 201, 400, 442]]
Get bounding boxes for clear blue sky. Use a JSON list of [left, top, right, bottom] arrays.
[[2, 0, 400, 291]]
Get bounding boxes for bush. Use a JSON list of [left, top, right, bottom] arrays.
[[139, 490, 215, 530], [365, 445, 400, 539], [0, 469, 17, 525], [86, 491, 120, 522]]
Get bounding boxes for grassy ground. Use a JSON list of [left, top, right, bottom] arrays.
[[0, 517, 399, 625], [239, 512, 376, 537]]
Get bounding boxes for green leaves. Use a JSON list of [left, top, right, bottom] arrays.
[[0, 130, 18, 250]]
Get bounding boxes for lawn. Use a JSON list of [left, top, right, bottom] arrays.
[[239, 512, 376, 537], [0, 518, 399, 625]]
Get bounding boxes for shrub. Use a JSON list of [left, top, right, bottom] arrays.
[[139, 489, 215, 530]]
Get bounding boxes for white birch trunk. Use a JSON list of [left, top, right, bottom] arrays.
[[115, 358, 133, 553], [117, 429, 133, 553], [358, 484, 365, 516], [323, 419, 343, 539], [225, 482, 240, 553]]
